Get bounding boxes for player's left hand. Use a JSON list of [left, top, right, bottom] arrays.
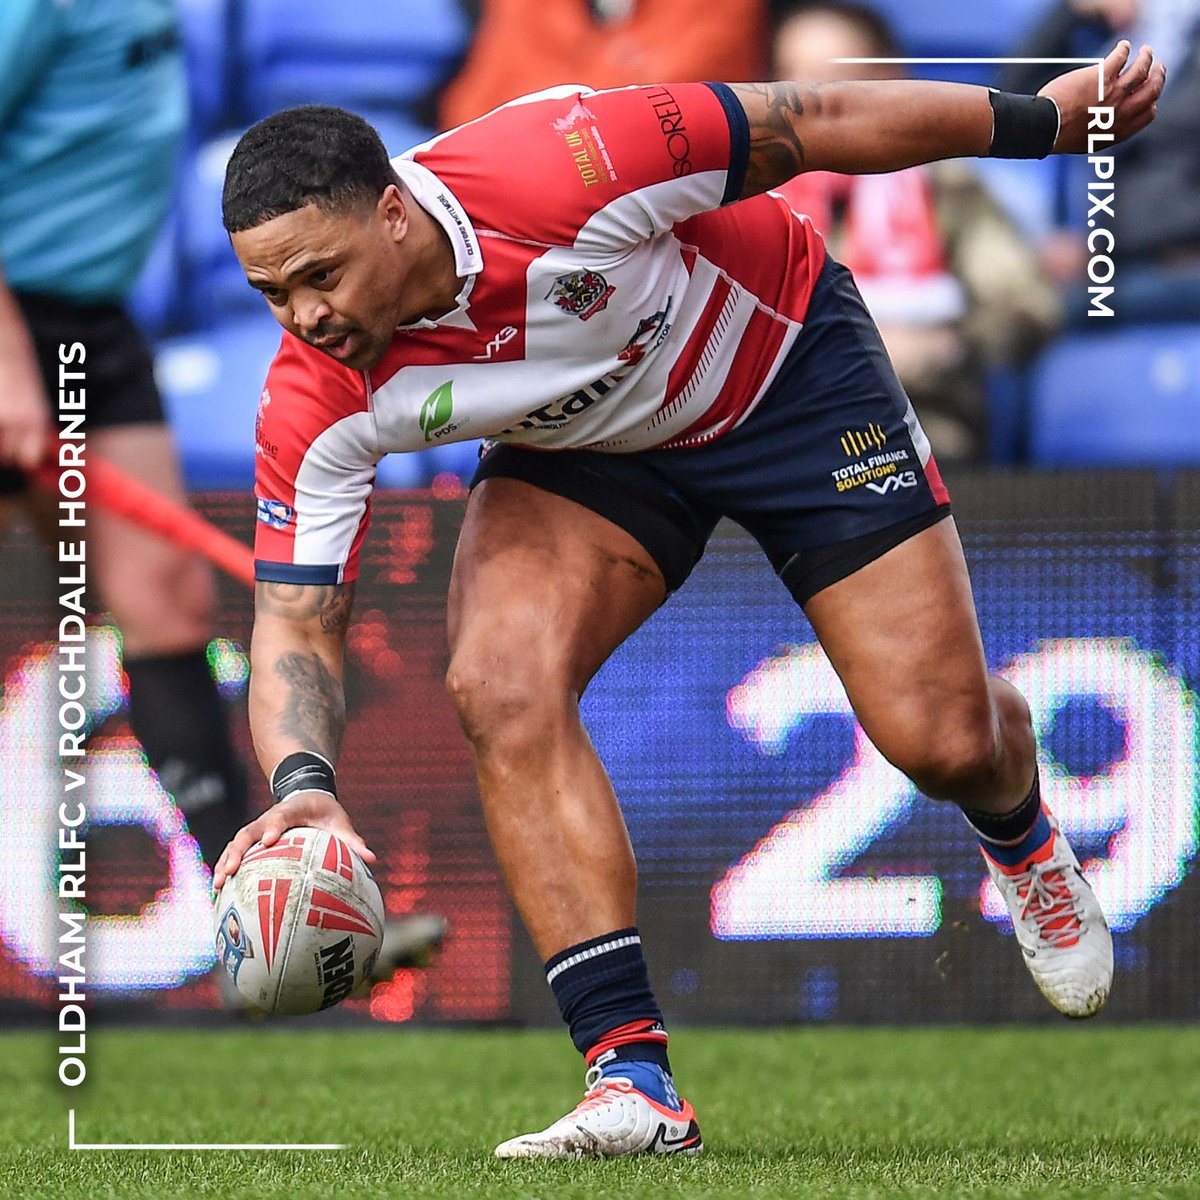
[[1041, 41, 1166, 154]]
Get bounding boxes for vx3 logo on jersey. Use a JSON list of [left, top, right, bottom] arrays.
[[473, 325, 519, 361], [866, 470, 918, 495]]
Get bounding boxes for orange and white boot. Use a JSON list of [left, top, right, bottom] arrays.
[[982, 811, 1113, 1018], [494, 1066, 703, 1159]]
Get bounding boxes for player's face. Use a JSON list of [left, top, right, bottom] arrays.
[[231, 189, 425, 371]]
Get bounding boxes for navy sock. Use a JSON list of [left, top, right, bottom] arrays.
[[963, 771, 1052, 868], [545, 927, 673, 1079], [124, 648, 248, 869]]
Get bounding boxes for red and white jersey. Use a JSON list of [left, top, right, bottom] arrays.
[[254, 82, 827, 583]]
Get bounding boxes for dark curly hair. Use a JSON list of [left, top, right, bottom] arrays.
[[222, 105, 400, 233]]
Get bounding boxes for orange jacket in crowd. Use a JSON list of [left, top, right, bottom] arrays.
[[440, 0, 768, 128]]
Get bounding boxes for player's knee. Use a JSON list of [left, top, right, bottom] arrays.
[[445, 651, 571, 750], [914, 747, 1004, 802], [900, 718, 1003, 800], [884, 676, 1036, 801]]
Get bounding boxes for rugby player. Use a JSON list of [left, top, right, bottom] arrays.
[[214, 42, 1164, 1157]]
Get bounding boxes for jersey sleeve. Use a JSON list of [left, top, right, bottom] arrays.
[[253, 334, 379, 586], [417, 81, 749, 252]]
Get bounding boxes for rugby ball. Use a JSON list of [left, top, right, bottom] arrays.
[[213, 827, 384, 1015]]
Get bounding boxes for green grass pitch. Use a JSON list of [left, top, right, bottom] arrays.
[[3, 1025, 1199, 1198]]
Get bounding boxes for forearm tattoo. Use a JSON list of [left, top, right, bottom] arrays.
[[273, 651, 345, 760], [254, 581, 354, 758], [731, 82, 820, 199]]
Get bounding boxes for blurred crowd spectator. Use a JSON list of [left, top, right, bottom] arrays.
[[87, 0, 1199, 476], [441, 0, 767, 126], [1000, 0, 1200, 325], [772, 2, 1061, 461]]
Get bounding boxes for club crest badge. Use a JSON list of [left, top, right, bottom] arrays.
[[546, 270, 615, 321]]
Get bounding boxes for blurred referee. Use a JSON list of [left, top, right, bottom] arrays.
[[0, 0, 249, 867]]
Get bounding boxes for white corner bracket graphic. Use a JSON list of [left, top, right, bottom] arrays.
[[68, 1110, 345, 1152]]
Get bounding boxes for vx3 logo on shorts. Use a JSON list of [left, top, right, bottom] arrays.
[[866, 470, 918, 495], [473, 325, 519, 361]]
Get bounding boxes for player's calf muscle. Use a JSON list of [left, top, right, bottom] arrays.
[[880, 680, 1033, 806]]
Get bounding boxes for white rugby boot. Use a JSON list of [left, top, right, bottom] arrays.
[[982, 811, 1113, 1018], [494, 1067, 703, 1159]]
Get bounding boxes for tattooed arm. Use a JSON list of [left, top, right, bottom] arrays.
[[730, 79, 993, 197], [248, 580, 355, 770], [212, 580, 372, 887], [729, 42, 1164, 198]]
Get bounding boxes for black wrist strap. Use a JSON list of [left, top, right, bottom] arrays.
[[270, 751, 337, 802], [987, 90, 1060, 159]]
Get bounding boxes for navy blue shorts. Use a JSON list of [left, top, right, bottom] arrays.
[[473, 256, 952, 605]]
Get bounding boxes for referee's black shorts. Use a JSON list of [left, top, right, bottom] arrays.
[[0, 291, 165, 496]]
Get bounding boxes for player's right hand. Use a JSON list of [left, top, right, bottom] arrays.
[[0, 342, 53, 472], [212, 790, 376, 890]]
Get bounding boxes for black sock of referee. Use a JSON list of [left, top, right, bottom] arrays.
[[124, 648, 249, 869]]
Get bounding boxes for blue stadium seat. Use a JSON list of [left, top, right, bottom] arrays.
[[177, 0, 236, 137], [376, 439, 482, 488], [985, 367, 1029, 465], [176, 133, 256, 329], [238, 0, 470, 123], [156, 314, 282, 489], [157, 316, 482, 490], [1029, 326, 1200, 464], [127, 208, 183, 338], [869, 0, 1050, 57], [371, 115, 437, 158]]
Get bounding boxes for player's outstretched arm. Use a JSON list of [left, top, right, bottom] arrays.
[[730, 40, 1164, 198], [212, 580, 375, 888]]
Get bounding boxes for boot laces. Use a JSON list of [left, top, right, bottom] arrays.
[[1015, 860, 1083, 948], [571, 1066, 632, 1114]]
